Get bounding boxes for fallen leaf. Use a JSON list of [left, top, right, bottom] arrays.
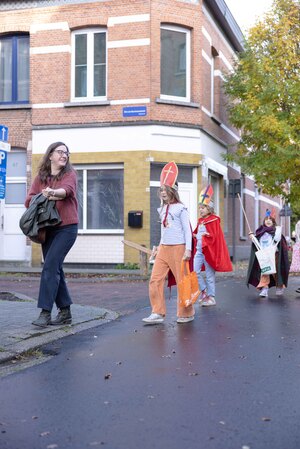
[[262, 417, 271, 421], [104, 373, 112, 380], [40, 431, 50, 437], [189, 372, 199, 376]]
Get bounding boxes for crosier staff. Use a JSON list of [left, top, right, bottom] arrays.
[[237, 193, 260, 250]]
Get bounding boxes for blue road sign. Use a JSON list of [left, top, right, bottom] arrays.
[[122, 106, 147, 117], [0, 125, 8, 142], [0, 150, 7, 199]]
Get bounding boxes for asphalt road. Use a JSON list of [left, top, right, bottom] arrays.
[[0, 276, 150, 315], [1, 277, 300, 449]]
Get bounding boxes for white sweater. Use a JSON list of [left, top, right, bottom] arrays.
[[158, 203, 192, 250]]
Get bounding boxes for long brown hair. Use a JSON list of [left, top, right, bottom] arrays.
[[38, 142, 73, 183], [158, 185, 181, 205]]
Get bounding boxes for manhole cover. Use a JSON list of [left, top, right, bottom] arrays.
[[0, 292, 24, 301]]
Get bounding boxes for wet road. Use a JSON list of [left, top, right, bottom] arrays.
[[0, 276, 150, 315], [1, 277, 300, 449]]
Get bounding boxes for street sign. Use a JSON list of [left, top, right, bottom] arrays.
[[0, 150, 7, 199], [122, 106, 147, 117], [0, 124, 8, 142], [0, 141, 11, 152]]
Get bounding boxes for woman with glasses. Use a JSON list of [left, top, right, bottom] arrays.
[[25, 141, 78, 327]]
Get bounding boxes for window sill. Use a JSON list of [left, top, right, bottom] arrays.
[[211, 114, 222, 126], [64, 100, 110, 108], [77, 230, 124, 235], [156, 98, 200, 108], [239, 236, 247, 241], [0, 104, 31, 110]]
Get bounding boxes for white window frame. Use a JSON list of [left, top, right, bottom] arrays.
[[160, 24, 191, 103], [211, 54, 215, 114], [75, 164, 124, 234], [239, 176, 246, 239], [208, 171, 220, 216], [71, 28, 107, 102]]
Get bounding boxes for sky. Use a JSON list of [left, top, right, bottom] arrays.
[[224, 0, 274, 33]]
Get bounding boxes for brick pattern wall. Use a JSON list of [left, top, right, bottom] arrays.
[[2, 0, 274, 266]]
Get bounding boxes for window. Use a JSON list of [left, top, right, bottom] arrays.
[[5, 149, 27, 205], [76, 166, 124, 232], [160, 25, 191, 102], [0, 35, 29, 104], [71, 29, 107, 101]]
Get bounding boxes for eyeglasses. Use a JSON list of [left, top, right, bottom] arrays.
[[55, 149, 69, 157]]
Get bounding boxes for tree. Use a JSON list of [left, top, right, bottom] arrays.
[[224, 0, 300, 206]]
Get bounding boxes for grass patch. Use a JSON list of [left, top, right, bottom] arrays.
[[115, 263, 139, 270]]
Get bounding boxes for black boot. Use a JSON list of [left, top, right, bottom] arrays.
[[51, 306, 72, 325], [32, 309, 51, 327]]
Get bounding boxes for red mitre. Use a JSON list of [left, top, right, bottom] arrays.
[[160, 161, 178, 188]]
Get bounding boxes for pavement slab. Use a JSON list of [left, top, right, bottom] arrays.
[[0, 293, 118, 364]]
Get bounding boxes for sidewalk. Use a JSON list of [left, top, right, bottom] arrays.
[[0, 262, 249, 366], [0, 292, 118, 364]]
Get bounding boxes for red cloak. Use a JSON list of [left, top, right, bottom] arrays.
[[193, 215, 232, 272]]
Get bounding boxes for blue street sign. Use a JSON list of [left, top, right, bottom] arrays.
[[0, 125, 8, 142], [0, 150, 7, 199], [122, 106, 147, 117]]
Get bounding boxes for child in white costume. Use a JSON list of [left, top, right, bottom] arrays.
[[143, 161, 195, 325]]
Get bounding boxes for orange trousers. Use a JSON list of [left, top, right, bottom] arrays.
[[149, 244, 195, 318]]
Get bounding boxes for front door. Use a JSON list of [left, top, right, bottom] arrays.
[[0, 149, 28, 261]]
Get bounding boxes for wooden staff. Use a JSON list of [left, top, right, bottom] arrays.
[[237, 194, 260, 250], [237, 193, 252, 234], [122, 240, 152, 255]]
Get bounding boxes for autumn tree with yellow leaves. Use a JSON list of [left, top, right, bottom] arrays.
[[225, 0, 300, 207]]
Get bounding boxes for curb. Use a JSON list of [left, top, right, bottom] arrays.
[[0, 291, 119, 365], [0, 310, 119, 364]]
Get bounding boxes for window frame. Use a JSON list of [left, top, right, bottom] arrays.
[[0, 34, 29, 105], [75, 164, 124, 234], [71, 28, 107, 102], [208, 171, 220, 216], [160, 24, 191, 103]]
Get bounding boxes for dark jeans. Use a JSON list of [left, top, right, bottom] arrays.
[[37, 224, 78, 311]]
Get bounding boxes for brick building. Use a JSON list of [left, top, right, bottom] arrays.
[[0, 0, 284, 267]]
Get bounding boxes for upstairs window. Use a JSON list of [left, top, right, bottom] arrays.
[[71, 28, 107, 101], [0, 35, 29, 104], [160, 25, 191, 102]]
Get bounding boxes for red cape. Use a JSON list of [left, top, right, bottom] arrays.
[[193, 215, 232, 272]]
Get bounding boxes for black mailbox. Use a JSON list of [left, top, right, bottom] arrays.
[[128, 211, 143, 228]]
